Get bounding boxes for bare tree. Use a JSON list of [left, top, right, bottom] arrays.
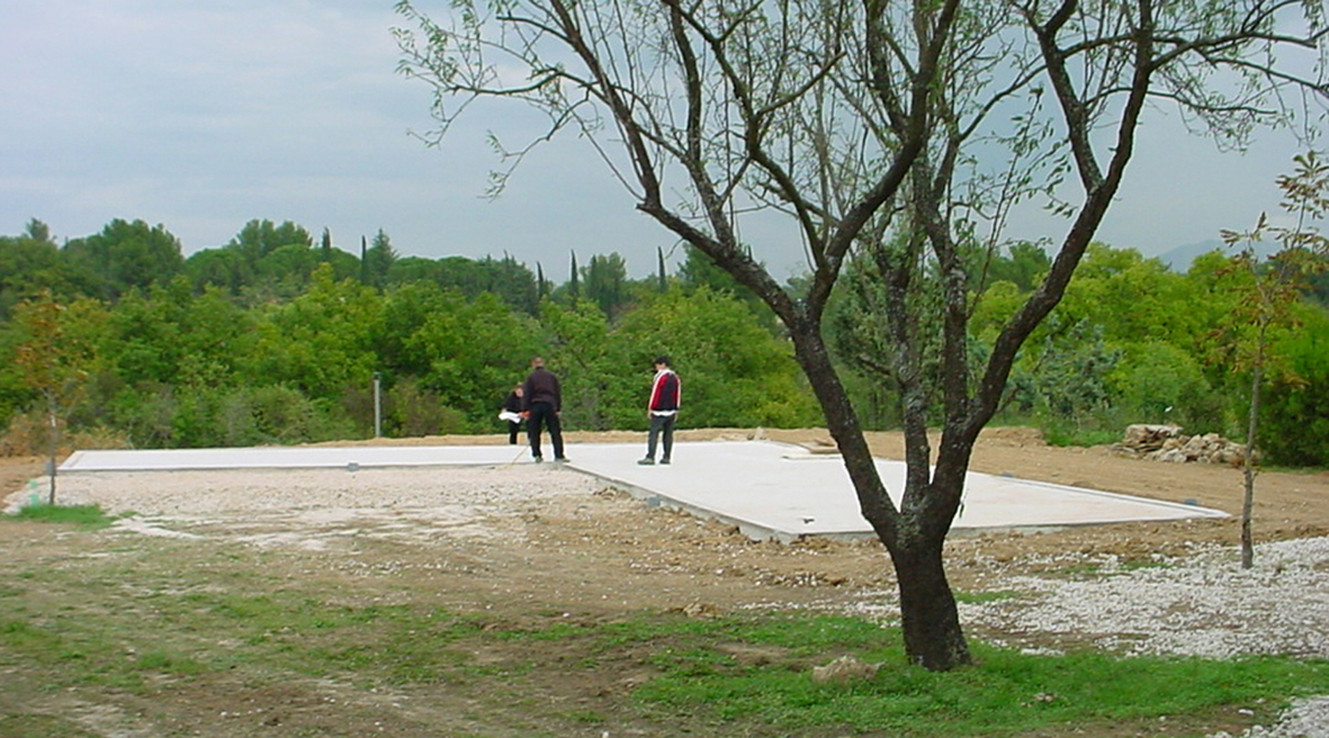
[[394, 0, 1328, 670]]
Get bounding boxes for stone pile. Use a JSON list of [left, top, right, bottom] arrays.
[[1116, 424, 1249, 466]]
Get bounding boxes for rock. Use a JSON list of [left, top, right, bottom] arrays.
[[1120, 424, 1185, 452], [811, 655, 881, 684], [1119, 424, 1248, 466], [677, 601, 721, 619]]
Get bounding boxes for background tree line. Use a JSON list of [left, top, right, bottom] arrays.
[[830, 240, 1329, 467], [0, 218, 819, 450], [1, 216, 1325, 465]]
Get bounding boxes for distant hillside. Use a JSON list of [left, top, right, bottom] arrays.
[[1156, 238, 1278, 272], [1156, 239, 1225, 272]]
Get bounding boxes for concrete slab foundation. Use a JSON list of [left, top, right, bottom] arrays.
[[60, 440, 1226, 541]]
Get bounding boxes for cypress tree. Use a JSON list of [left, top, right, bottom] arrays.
[[657, 246, 667, 292], [569, 251, 580, 299], [359, 235, 368, 285]]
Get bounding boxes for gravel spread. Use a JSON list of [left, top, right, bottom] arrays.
[[960, 537, 1329, 660], [7, 465, 1328, 736], [4, 466, 609, 549], [5, 465, 605, 518], [960, 538, 1329, 737], [1208, 696, 1329, 738]]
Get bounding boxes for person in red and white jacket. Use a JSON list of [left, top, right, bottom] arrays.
[[638, 355, 680, 465]]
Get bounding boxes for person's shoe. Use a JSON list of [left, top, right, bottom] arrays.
[[660, 457, 670, 465], [637, 457, 654, 465], [533, 456, 543, 463], [554, 457, 570, 463]]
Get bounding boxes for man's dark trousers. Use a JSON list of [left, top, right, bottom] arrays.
[[647, 413, 676, 461], [527, 402, 564, 460]]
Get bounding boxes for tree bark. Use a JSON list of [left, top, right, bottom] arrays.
[[890, 529, 970, 668], [788, 316, 972, 670], [1241, 323, 1264, 570], [46, 392, 58, 506]]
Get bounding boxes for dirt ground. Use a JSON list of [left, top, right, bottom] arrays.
[[4, 425, 1328, 625], [1, 427, 1326, 737], [318, 425, 1329, 572]]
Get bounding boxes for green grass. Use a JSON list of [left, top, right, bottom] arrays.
[[615, 615, 1329, 735], [1053, 557, 1171, 578], [3, 502, 121, 529], [1041, 425, 1121, 448], [955, 589, 1022, 604]]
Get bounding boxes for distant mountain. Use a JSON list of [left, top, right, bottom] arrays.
[[1156, 239, 1226, 272], [1156, 238, 1279, 272]]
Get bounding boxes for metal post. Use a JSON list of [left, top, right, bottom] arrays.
[[47, 399, 57, 505], [373, 372, 382, 438]]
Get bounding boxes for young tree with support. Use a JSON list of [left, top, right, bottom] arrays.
[[394, 0, 1327, 671], [12, 290, 88, 505], [1219, 152, 1329, 570]]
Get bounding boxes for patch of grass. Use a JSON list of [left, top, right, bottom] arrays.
[[0, 714, 99, 737], [1052, 557, 1170, 578], [482, 611, 1328, 734], [560, 708, 606, 725], [955, 590, 1022, 604], [1042, 426, 1121, 448], [132, 649, 207, 677], [619, 616, 1329, 735], [2, 502, 120, 529]]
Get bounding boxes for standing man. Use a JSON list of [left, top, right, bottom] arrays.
[[522, 356, 567, 463], [638, 355, 680, 465]]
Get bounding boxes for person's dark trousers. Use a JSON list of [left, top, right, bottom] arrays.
[[527, 402, 565, 460], [647, 413, 676, 461], [507, 421, 521, 444]]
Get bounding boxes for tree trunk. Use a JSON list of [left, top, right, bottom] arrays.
[[46, 393, 58, 506], [1241, 336, 1264, 570], [890, 531, 971, 669], [788, 321, 971, 670]]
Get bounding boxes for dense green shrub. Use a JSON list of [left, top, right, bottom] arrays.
[[1259, 331, 1329, 466], [1111, 341, 1225, 433], [384, 377, 469, 437]]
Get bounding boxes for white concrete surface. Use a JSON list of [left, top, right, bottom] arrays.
[[59, 440, 1226, 541]]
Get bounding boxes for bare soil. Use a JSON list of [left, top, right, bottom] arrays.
[[2, 427, 1326, 737]]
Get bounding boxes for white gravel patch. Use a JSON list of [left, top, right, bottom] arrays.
[[1209, 696, 1329, 738], [4, 465, 610, 547], [960, 537, 1329, 738], [958, 537, 1329, 660], [5, 465, 604, 517]]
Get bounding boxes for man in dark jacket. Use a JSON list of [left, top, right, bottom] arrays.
[[521, 356, 567, 462], [638, 355, 680, 465]]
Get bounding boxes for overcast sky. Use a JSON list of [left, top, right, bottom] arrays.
[[0, 1, 1312, 282]]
